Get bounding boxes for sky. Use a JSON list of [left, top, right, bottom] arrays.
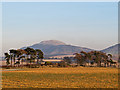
[[1, 2, 118, 56]]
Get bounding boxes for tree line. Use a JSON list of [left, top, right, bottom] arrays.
[[4, 48, 116, 68], [74, 51, 114, 67], [4, 47, 44, 67]]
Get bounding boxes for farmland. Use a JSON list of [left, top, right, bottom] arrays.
[[2, 67, 118, 88]]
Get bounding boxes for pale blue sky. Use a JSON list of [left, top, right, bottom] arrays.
[[2, 2, 118, 55]]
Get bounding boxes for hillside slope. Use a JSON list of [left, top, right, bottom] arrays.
[[101, 44, 119, 55], [22, 40, 93, 57]]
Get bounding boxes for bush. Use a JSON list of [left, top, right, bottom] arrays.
[[58, 61, 67, 67], [6, 67, 10, 69], [45, 61, 52, 65]]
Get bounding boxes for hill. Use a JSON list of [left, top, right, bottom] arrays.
[[22, 40, 94, 57], [101, 44, 119, 60], [101, 44, 119, 55], [21, 40, 119, 59]]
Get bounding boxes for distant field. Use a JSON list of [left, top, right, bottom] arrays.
[[49, 54, 75, 58], [2, 67, 118, 88]]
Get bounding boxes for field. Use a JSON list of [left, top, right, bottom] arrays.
[[2, 67, 118, 88]]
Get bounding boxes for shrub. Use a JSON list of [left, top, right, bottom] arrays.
[[45, 61, 52, 65]]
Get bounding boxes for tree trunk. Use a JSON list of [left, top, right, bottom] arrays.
[[104, 63, 107, 67], [110, 62, 111, 67], [26, 55, 29, 65], [100, 61, 101, 67], [97, 61, 101, 67], [22, 60, 23, 67], [10, 54, 12, 67], [89, 60, 91, 67], [30, 60, 31, 68], [14, 57, 15, 67], [37, 59, 39, 64]]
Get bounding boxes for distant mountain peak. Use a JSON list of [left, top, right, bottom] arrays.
[[21, 40, 94, 57], [40, 40, 66, 46]]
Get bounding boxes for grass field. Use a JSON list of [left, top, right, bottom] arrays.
[[2, 67, 118, 88]]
